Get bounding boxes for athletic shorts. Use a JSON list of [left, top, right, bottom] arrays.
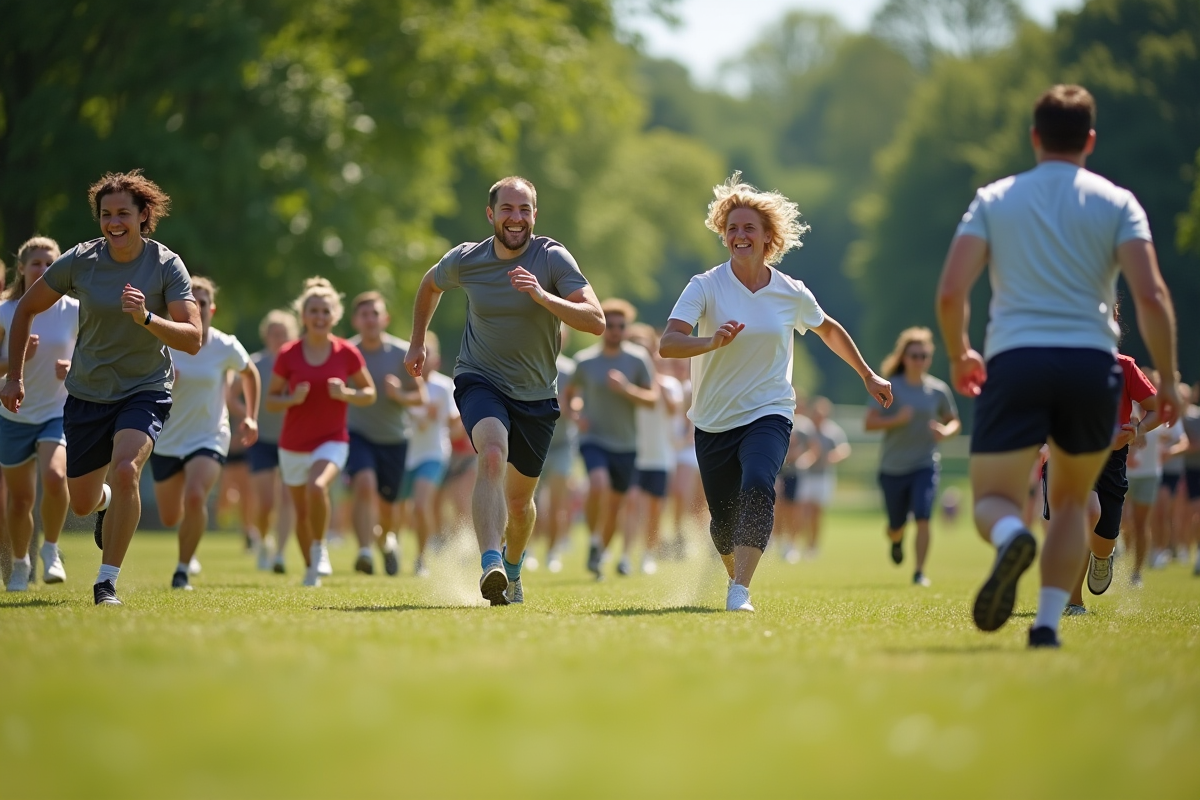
[[1187, 468, 1200, 501], [542, 443, 576, 479], [779, 468, 799, 504], [634, 468, 669, 498], [63, 391, 172, 479], [580, 443, 637, 494], [1126, 475, 1159, 506], [225, 450, 247, 465], [879, 467, 939, 530], [1042, 448, 1128, 540], [971, 348, 1121, 456], [676, 444, 699, 469], [798, 472, 836, 507], [346, 432, 407, 503], [401, 459, 448, 499], [279, 440, 349, 487], [246, 440, 280, 473], [0, 416, 65, 468], [1161, 471, 1182, 494], [453, 373, 559, 479], [150, 448, 226, 483]]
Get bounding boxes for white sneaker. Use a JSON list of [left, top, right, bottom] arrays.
[[547, 555, 563, 574], [316, 542, 333, 576], [1150, 549, 1171, 570], [256, 541, 271, 571], [6, 561, 30, 592], [187, 557, 202, 576], [524, 555, 540, 572], [640, 555, 658, 575], [41, 544, 66, 584], [726, 583, 754, 612], [302, 566, 322, 587], [784, 546, 801, 564]]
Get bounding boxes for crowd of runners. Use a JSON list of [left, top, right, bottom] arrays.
[[0, 84, 1195, 647]]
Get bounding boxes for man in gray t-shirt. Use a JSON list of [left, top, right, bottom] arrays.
[[405, 176, 604, 606]]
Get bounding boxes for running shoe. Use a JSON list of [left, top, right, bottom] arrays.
[[480, 563, 509, 606], [1027, 626, 1061, 649], [890, 539, 903, 565], [1194, 554, 1200, 577], [1086, 552, 1114, 595], [316, 542, 333, 577], [414, 556, 430, 578], [505, 577, 524, 604], [41, 544, 66, 584], [6, 562, 30, 592], [272, 555, 286, 574], [1129, 572, 1143, 589], [641, 554, 658, 575], [1150, 549, 1171, 570], [912, 571, 931, 587], [725, 583, 754, 612], [586, 543, 602, 579], [524, 555, 540, 572], [972, 528, 1037, 632], [382, 532, 400, 576], [171, 569, 192, 591], [188, 557, 202, 576], [354, 553, 374, 575], [93, 580, 122, 606], [547, 554, 563, 574], [1063, 604, 1087, 616], [616, 555, 632, 577], [255, 542, 271, 572], [302, 566, 322, 587], [93, 509, 106, 550]]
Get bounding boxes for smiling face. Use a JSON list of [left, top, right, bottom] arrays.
[[903, 342, 932, 377], [351, 299, 388, 341], [725, 207, 769, 264], [98, 191, 148, 252], [487, 183, 536, 253], [303, 295, 334, 338], [19, 247, 58, 287]]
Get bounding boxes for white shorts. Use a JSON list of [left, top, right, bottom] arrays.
[[675, 445, 699, 469], [279, 441, 349, 487], [798, 472, 836, 507]]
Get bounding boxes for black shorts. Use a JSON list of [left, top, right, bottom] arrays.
[[1161, 472, 1181, 494], [1187, 468, 1200, 500], [879, 467, 939, 530], [150, 448, 226, 483], [246, 441, 280, 473], [63, 391, 172, 479], [580, 444, 637, 494], [634, 468, 669, 498], [971, 348, 1121, 456], [453, 373, 560, 479], [345, 432, 408, 503], [1042, 448, 1128, 540]]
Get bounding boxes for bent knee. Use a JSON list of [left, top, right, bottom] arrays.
[[479, 444, 507, 478], [111, 459, 142, 491]]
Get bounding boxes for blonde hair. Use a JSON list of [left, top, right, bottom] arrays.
[[5, 236, 61, 300], [704, 171, 810, 266], [259, 309, 299, 342], [191, 275, 218, 300], [292, 276, 344, 327], [601, 297, 637, 324], [881, 327, 935, 377]]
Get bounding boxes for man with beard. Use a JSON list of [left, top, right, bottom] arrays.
[[405, 176, 604, 605]]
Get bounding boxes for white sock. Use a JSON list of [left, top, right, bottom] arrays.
[[358, 546, 372, 558], [96, 564, 120, 586], [989, 516, 1024, 549], [14, 555, 31, 569], [176, 562, 189, 574], [40, 541, 58, 557], [589, 533, 601, 547], [1034, 587, 1070, 631]]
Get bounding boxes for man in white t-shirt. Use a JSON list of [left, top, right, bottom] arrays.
[[150, 278, 260, 590]]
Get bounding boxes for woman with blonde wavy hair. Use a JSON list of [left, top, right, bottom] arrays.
[[660, 172, 893, 612], [865, 326, 959, 587]]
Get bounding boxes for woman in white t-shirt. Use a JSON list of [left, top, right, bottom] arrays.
[[660, 172, 892, 612], [149, 277, 260, 590], [0, 238, 79, 590]]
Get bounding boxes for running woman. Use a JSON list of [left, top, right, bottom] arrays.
[[570, 299, 658, 579], [660, 172, 893, 612], [246, 310, 297, 572], [406, 175, 604, 606], [0, 237, 77, 590], [149, 277, 259, 590], [346, 291, 425, 577], [266, 278, 375, 587], [935, 85, 1181, 647], [865, 327, 959, 586], [0, 170, 201, 606]]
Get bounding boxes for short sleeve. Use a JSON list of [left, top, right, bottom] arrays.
[[634, 351, 653, 389], [1117, 194, 1153, 245], [939, 384, 959, 420], [0, 303, 13, 359], [40, 249, 75, 296], [1128, 362, 1156, 405], [794, 282, 825, 334], [668, 276, 706, 328], [272, 347, 292, 380], [343, 341, 368, 376], [225, 336, 252, 373], [547, 245, 589, 298], [164, 256, 194, 304], [955, 190, 989, 242], [432, 246, 464, 291]]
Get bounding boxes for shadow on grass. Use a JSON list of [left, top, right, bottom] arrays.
[[1012, 612, 1037, 618], [882, 644, 1004, 655], [0, 597, 69, 609], [595, 606, 719, 617], [316, 604, 472, 613]]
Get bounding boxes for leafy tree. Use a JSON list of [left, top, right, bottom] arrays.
[[871, 0, 1023, 69]]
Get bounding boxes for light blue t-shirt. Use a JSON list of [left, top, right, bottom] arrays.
[[955, 161, 1152, 359]]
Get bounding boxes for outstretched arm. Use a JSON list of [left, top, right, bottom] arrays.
[[406, 267, 444, 378], [509, 267, 604, 335], [812, 317, 892, 408]]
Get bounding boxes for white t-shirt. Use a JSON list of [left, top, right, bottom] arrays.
[[154, 327, 251, 457], [406, 371, 458, 467], [0, 296, 79, 424], [668, 261, 825, 433], [636, 373, 684, 471], [1127, 413, 1174, 480], [955, 161, 1152, 359]]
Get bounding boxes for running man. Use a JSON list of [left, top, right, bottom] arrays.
[[660, 172, 892, 612], [346, 291, 425, 577], [865, 327, 959, 586], [406, 175, 604, 606], [936, 85, 1181, 648], [0, 170, 201, 606], [570, 299, 658, 579], [0, 237, 78, 590], [149, 277, 259, 590]]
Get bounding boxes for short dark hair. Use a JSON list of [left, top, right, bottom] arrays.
[[488, 176, 537, 210], [351, 290, 386, 315], [88, 169, 172, 234], [1033, 85, 1095, 154]]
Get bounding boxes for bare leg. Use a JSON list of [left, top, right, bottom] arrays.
[[306, 460, 341, 550], [99, 430, 156, 568], [503, 468, 540, 562], [289, 484, 311, 566], [413, 479, 437, 558], [914, 518, 931, 574], [469, 418, 510, 554], [3, 460, 38, 559], [351, 469, 379, 549], [176, 458, 223, 564], [38, 442, 69, 546]]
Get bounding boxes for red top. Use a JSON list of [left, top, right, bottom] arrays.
[[274, 336, 367, 452], [1117, 353, 1155, 428]]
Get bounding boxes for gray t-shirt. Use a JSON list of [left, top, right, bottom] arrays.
[[955, 162, 1152, 359], [548, 355, 578, 450], [808, 419, 847, 476], [433, 236, 589, 401], [347, 333, 414, 445], [571, 342, 653, 453], [252, 350, 285, 444], [1183, 407, 1200, 470], [41, 238, 193, 403], [876, 375, 958, 475]]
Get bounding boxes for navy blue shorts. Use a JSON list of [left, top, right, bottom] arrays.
[[246, 441, 280, 473], [971, 348, 1120, 456], [150, 448, 226, 483], [1161, 472, 1181, 494], [634, 468, 669, 498], [1186, 468, 1200, 501], [346, 431, 408, 503], [63, 391, 172, 479], [580, 443, 637, 494], [879, 467, 939, 530], [453, 373, 559, 479], [779, 470, 800, 504]]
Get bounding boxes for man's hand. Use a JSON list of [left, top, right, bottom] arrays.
[[239, 417, 259, 447], [710, 321, 744, 350], [405, 344, 427, 378], [864, 372, 893, 408], [1155, 379, 1185, 428], [384, 373, 404, 401], [122, 284, 148, 323], [25, 334, 39, 361], [949, 349, 987, 397], [55, 359, 70, 380], [606, 369, 630, 395], [509, 266, 547, 304], [0, 380, 24, 414]]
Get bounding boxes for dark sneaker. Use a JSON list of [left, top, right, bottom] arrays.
[[93, 580, 122, 606], [912, 571, 931, 587], [616, 555, 631, 577], [383, 549, 399, 576], [354, 553, 374, 575], [972, 529, 1037, 632], [272, 557, 286, 575], [171, 570, 192, 591], [890, 539, 903, 565], [1063, 603, 1087, 616], [586, 543, 602, 579], [1028, 626, 1061, 649], [480, 564, 509, 606], [93, 509, 106, 550], [1086, 552, 1114, 595]]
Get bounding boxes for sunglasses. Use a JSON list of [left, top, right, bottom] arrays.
[[905, 351, 931, 360]]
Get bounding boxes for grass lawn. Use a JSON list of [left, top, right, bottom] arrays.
[[1, 510, 1198, 799]]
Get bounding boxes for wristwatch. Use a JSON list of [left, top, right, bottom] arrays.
[[143, 310, 153, 326]]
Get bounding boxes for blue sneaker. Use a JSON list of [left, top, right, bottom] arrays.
[[480, 564, 509, 606], [972, 529, 1037, 632], [504, 577, 524, 604], [171, 569, 192, 591], [1028, 626, 1061, 648]]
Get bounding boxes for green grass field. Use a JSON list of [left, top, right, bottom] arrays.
[[2, 511, 1198, 799]]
